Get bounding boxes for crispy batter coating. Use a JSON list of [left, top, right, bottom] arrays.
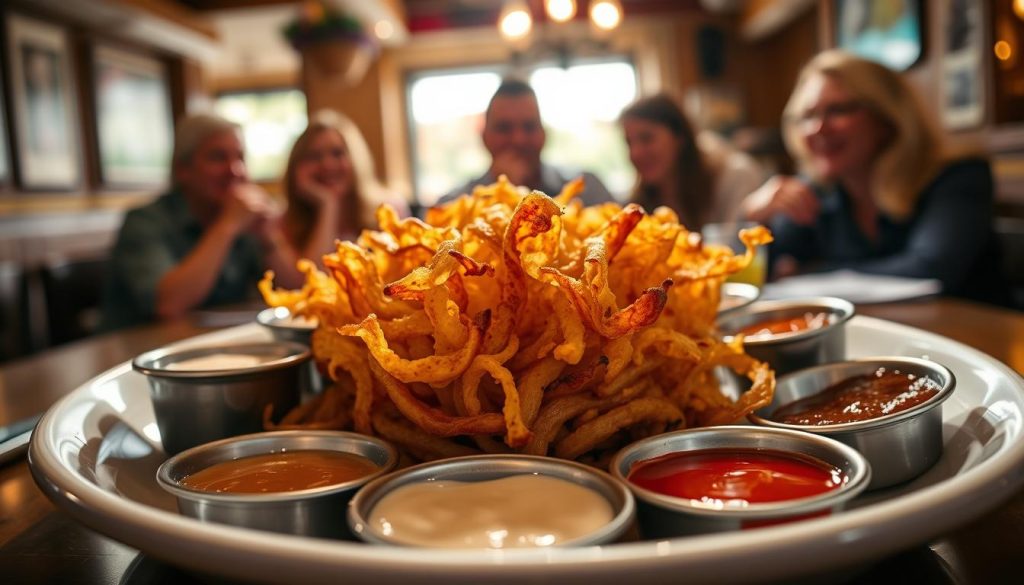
[[260, 176, 775, 463]]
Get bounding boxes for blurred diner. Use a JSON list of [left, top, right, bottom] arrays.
[[278, 109, 409, 280], [742, 50, 1009, 306], [439, 79, 615, 206], [99, 113, 295, 330], [620, 93, 766, 230]]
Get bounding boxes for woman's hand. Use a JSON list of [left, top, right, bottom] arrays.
[[742, 175, 821, 226], [294, 164, 341, 209]]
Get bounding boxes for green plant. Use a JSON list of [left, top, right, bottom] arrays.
[[282, 1, 372, 50]]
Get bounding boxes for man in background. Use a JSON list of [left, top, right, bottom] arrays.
[[441, 79, 615, 206], [100, 113, 293, 330]]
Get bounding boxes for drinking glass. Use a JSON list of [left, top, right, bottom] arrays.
[[701, 221, 768, 287]]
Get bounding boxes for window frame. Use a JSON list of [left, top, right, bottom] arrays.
[[403, 53, 639, 206]]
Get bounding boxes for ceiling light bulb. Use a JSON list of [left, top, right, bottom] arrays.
[[546, 0, 577, 23], [590, 0, 623, 31], [1015, 0, 1024, 21], [994, 40, 1012, 61], [374, 20, 394, 41], [500, 1, 533, 40]]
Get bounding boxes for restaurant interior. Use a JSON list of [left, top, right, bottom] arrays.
[[3, 1, 1024, 584], [0, 0, 1021, 360]]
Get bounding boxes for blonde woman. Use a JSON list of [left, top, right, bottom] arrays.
[[280, 109, 409, 266], [741, 50, 1006, 303]]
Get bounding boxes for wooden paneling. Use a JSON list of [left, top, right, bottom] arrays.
[[302, 52, 390, 186], [738, 5, 819, 129]]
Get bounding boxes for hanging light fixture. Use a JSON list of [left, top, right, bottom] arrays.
[[590, 0, 623, 31], [545, 0, 577, 24], [499, 0, 533, 41], [498, 0, 623, 67]]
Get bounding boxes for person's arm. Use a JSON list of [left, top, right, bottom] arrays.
[[741, 175, 820, 226], [823, 160, 994, 289], [154, 184, 272, 318], [766, 214, 820, 280], [154, 211, 249, 319]]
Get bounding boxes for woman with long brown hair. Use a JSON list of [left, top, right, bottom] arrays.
[[620, 93, 764, 230]]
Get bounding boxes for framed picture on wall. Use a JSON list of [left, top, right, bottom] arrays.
[[0, 74, 10, 189], [940, 0, 985, 129], [835, 0, 924, 71], [5, 13, 81, 191], [92, 44, 173, 188]]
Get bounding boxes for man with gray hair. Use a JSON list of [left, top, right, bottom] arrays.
[[100, 113, 293, 329]]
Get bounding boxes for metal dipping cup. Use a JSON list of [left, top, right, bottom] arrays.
[[256, 307, 317, 345], [256, 307, 324, 394], [133, 341, 309, 455], [718, 297, 855, 376], [749, 357, 956, 489], [348, 454, 636, 548], [610, 426, 871, 538], [157, 430, 397, 539]]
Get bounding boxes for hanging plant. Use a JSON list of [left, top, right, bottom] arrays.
[[282, 1, 376, 52], [282, 1, 378, 85]]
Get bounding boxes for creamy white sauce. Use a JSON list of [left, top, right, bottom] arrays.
[[166, 353, 270, 371], [368, 474, 615, 548]]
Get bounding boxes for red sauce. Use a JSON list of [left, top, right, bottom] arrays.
[[181, 450, 379, 494], [773, 369, 941, 426], [738, 312, 833, 340], [627, 448, 844, 505]]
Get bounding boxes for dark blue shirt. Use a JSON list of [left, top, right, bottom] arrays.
[[769, 158, 1007, 304]]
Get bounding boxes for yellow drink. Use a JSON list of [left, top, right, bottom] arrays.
[[727, 248, 767, 287]]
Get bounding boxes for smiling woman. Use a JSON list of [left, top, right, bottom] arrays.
[[742, 50, 1010, 306]]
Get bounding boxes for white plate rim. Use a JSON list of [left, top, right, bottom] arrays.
[[27, 316, 1024, 584]]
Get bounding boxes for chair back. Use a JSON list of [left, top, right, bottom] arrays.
[[40, 256, 109, 346]]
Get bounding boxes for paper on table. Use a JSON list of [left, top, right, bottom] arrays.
[[761, 269, 941, 304]]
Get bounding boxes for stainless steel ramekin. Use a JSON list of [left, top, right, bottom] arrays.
[[156, 430, 397, 539], [348, 454, 636, 548], [133, 341, 309, 454], [717, 282, 761, 318], [610, 426, 871, 538], [749, 357, 955, 489], [256, 307, 317, 345], [718, 297, 855, 375]]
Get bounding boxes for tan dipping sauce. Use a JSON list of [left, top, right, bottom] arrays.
[[181, 450, 379, 493], [368, 475, 614, 548], [166, 353, 270, 371]]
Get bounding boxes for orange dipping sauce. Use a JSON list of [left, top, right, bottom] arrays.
[[738, 312, 833, 340], [627, 448, 844, 506], [181, 450, 379, 494], [772, 369, 941, 426]]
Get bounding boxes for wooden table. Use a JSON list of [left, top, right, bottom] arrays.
[[1, 298, 1023, 584]]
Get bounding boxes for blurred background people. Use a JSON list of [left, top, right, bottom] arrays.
[[100, 113, 295, 330], [441, 79, 614, 205], [620, 93, 765, 231], [741, 50, 1007, 305], [279, 109, 409, 273]]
